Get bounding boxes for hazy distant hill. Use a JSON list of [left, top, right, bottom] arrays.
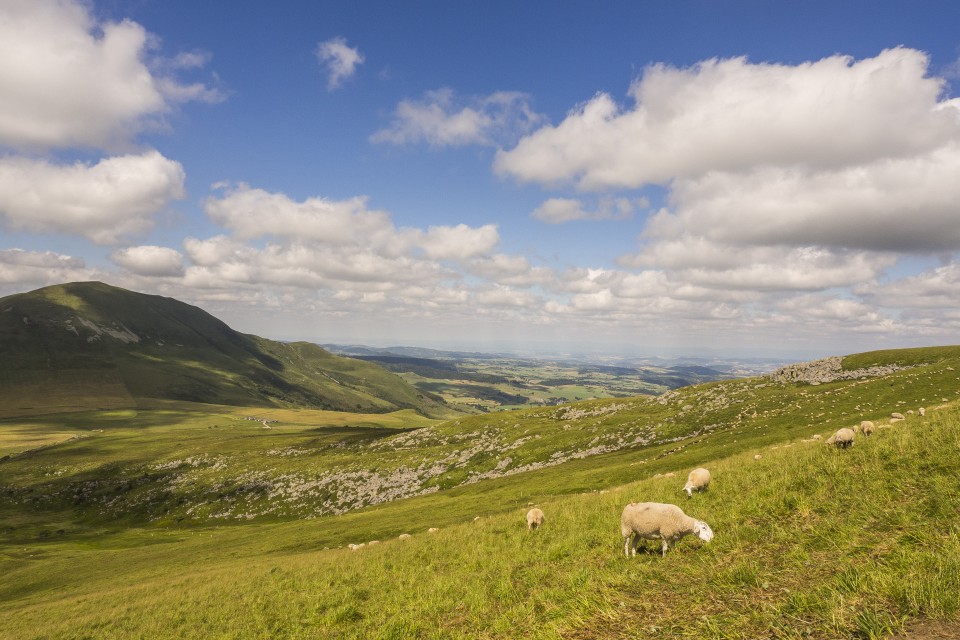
[[324, 342, 732, 410], [0, 282, 448, 417]]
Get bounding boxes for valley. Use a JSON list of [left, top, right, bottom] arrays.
[[324, 344, 782, 412]]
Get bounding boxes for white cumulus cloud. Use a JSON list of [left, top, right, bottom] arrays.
[[0, 151, 186, 244], [0, 0, 222, 151], [532, 196, 645, 224], [371, 89, 543, 147], [496, 47, 959, 190], [193, 183, 504, 294], [0, 248, 92, 288], [316, 37, 364, 90], [110, 245, 185, 277], [416, 224, 499, 260], [204, 183, 398, 247], [642, 146, 960, 253]]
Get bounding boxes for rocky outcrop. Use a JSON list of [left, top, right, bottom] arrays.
[[769, 356, 909, 385]]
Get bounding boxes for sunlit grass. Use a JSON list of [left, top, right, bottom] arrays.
[[4, 345, 960, 637], [3, 409, 959, 638]]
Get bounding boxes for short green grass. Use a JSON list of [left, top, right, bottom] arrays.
[[3, 345, 960, 638], [2, 407, 958, 639]]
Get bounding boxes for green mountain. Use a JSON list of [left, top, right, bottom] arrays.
[[0, 281, 449, 416]]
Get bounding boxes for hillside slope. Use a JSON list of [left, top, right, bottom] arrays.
[[1, 347, 959, 638], [0, 282, 448, 417], [3, 344, 959, 527]]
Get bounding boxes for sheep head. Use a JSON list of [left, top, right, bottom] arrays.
[[694, 520, 714, 543]]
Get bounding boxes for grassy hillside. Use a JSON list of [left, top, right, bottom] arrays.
[[3, 346, 960, 528], [2, 345, 960, 637], [0, 282, 450, 417]]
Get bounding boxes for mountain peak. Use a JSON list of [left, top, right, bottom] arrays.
[[0, 282, 448, 417]]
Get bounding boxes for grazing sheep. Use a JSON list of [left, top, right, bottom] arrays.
[[683, 468, 711, 498], [620, 502, 714, 557], [526, 507, 545, 530], [811, 434, 822, 440], [919, 407, 926, 417], [398, 534, 411, 540], [825, 427, 855, 448], [859, 420, 875, 436], [891, 412, 905, 420], [428, 527, 439, 533], [754, 454, 762, 460]]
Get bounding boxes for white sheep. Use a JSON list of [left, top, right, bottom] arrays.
[[526, 507, 545, 530], [620, 502, 714, 557], [891, 412, 905, 421], [919, 407, 926, 417], [859, 420, 875, 436], [825, 427, 855, 448], [682, 468, 711, 498]]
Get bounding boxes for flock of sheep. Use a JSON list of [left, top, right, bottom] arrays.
[[523, 407, 925, 559], [524, 466, 715, 558], [347, 406, 926, 555]]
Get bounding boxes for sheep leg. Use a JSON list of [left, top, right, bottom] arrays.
[[623, 535, 632, 557], [661, 539, 670, 557]]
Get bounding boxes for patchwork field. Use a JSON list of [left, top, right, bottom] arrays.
[[328, 348, 755, 412]]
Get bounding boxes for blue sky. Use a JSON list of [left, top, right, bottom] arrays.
[[3, 0, 960, 358]]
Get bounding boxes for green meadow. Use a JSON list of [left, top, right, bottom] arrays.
[[2, 346, 960, 638]]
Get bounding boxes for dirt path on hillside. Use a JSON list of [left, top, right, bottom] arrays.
[[895, 620, 960, 639]]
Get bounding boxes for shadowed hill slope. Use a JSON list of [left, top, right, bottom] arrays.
[[0, 282, 449, 417]]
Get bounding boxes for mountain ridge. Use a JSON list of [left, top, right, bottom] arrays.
[[0, 281, 449, 417]]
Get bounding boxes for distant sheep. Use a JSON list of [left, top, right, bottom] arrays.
[[620, 502, 714, 557], [398, 534, 411, 540], [754, 454, 762, 460], [683, 468, 711, 498], [825, 427, 855, 448], [811, 434, 822, 440], [428, 527, 439, 533], [891, 412, 905, 421], [859, 420, 875, 437], [919, 407, 926, 417], [526, 507, 545, 530]]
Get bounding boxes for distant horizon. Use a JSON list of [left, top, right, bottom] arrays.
[[3, 1, 960, 356], [313, 337, 816, 362], [6, 277, 951, 364]]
